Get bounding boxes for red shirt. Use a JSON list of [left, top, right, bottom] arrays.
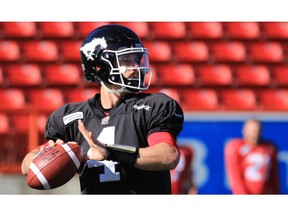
[[170, 146, 193, 194], [224, 138, 279, 194]]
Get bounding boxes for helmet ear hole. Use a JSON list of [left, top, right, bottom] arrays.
[[103, 52, 110, 59], [94, 49, 103, 61]]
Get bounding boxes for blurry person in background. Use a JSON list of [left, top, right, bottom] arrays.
[[224, 118, 280, 194], [170, 145, 197, 194]]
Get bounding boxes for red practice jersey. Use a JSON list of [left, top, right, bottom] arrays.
[[224, 138, 279, 194], [170, 145, 194, 194]]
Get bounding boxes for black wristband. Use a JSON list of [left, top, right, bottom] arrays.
[[106, 144, 138, 166]]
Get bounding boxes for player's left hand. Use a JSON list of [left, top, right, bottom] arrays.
[[78, 119, 108, 161], [38, 139, 78, 154]]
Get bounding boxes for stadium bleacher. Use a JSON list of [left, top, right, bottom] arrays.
[[1, 21, 288, 173]]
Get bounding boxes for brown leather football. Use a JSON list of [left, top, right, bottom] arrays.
[[27, 143, 83, 190]]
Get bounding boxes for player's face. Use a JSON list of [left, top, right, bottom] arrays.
[[119, 54, 140, 79], [103, 51, 151, 93], [243, 120, 261, 145], [118, 53, 149, 79]]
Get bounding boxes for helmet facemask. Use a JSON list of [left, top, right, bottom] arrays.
[[101, 47, 152, 93]]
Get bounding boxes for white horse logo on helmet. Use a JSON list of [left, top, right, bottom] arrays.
[[80, 37, 108, 61]]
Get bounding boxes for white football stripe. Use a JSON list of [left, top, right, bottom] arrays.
[[61, 143, 81, 168], [29, 162, 51, 189]]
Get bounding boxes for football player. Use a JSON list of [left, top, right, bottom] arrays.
[[21, 24, 184, 194], [224, 118, 280, 194]]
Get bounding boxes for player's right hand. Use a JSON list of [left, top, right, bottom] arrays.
[[78, 119, 109, 161]]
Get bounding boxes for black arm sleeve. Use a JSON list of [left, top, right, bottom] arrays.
[[106, 144, 139, 166]]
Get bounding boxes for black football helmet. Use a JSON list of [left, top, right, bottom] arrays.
[[80, 24, 152, 93]]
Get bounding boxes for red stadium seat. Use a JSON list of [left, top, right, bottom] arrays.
[[181, 89, 219, 111], [173, 41, 209, 62], [12, 112, 47, 146], [248, 42, 284, 63], [0, 66, 4, 86], [220, 89, 257, 110], [187, 22, 223, 39], [271, 65, 288, 86], [2, 22, 37, 38], [22, 41, 59, 62], [0, 40, 21, 61], [59, 40, 82, 62], [8, 113, 48, 161], [116, 22, 150, 39], [258, 89, 288, 111], [262, 22, 288, 39], [150, 22, 187, 39], [0, 113, 9, 134], [197, 64, 233, 86], [42, 64, 81, 86], [1, 113, 30, 162], [9, 114, 30, 134], [143, 41, 172, 62], [27, 88, 65, 112], [74, 22, 110, 38], [65, 88, 99, 103], [158, 88, 181, 104], [234, 65, 271, 87], [5, 64, 42, 86], [0, 113, 9, 161], [225, 22, 260, 40], [0, 88, 26, 111], [9, 113, 47, 134], [157, 64, 196, 87], [210, 42, 246, 62], [38, 22, 75, 38]]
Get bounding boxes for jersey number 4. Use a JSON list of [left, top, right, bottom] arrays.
[[88, 126, 121, 182]]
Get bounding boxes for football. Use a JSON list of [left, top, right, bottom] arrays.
[[26, 143, 83, 190]]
